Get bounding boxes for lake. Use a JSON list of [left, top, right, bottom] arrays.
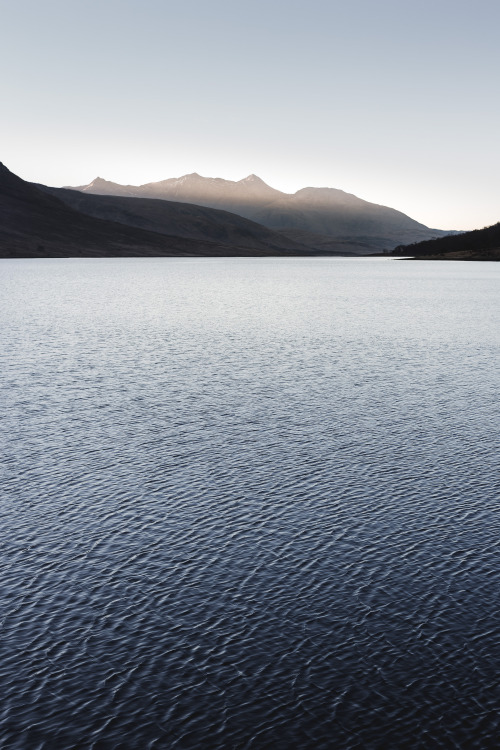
[[1, 257, 499, 748]]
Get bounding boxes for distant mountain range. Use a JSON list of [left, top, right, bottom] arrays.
[[67, 172, 452, 254], [393, 223, 500, 261], [0, 163, 309, 258], [1, 162, 464, 259]]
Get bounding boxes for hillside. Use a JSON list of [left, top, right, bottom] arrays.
[[38, 186, 312, 255], [393, 223, 500, 261], [68, 172, 452, 253]]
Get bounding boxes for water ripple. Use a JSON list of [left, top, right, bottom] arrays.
[[1, 258, 499, 748]]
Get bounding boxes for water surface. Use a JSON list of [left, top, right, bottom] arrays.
[[1, 258, 499, 748]]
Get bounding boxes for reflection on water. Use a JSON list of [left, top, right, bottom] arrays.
[[1, 258, 499, 748]]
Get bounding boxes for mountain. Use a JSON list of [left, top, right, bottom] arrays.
[[393, 223, 500, 261], [68, 173, 452, 253], [0, 164, 308, 258], [71, 173, 283, 207], [37, 186, 314, 255]]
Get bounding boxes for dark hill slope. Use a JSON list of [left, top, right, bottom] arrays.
[[38, 186, 310, 254], [0, 164, 305, 258], [394, 223, 500, 261]]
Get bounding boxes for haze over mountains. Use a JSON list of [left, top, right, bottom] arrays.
[[68, 173, 451, 254]]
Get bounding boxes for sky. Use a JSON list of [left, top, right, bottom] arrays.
[[1, 0, 499, 230]]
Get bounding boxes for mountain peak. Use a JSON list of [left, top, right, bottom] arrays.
[[173, 173, 206, 185], [236, 174, 281, 196], [240, 174, 265, 184]]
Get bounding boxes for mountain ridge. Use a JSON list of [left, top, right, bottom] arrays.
[[67, 172, 452, 252]]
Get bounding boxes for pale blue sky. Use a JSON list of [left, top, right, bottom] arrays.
[[1, 0, 499, 229]]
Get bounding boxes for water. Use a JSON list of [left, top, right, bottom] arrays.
[[1, 257, 499, 749]]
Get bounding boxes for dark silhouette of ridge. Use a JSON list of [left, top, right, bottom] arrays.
[[393, 223, 500, 261]]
